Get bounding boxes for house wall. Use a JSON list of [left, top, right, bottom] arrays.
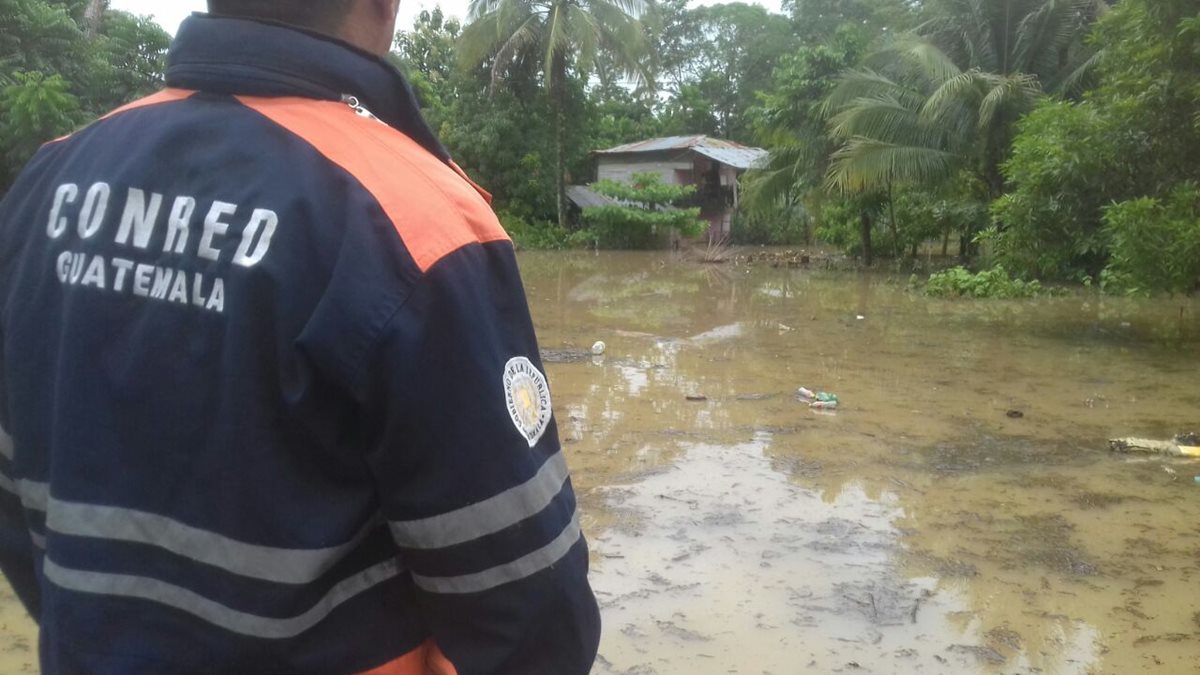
[[595, 149, 745, 242], [597, 151, 694, 185]]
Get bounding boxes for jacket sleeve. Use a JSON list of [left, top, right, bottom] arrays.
[[357, 241, 600, 675], [0, 186, 41, 619], [0, 315, 41, 619]]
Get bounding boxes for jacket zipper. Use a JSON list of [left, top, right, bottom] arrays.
[[340, 94, 381, 122]]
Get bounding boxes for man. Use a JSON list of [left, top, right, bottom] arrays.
[[0, 0, 600, 672]]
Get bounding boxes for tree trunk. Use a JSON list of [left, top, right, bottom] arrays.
[[941, 228, 950, 257], [886, 182, 900, 259], [84, 0, 104, 37], [806, 190, 821, 247], [553, 54, 568, 230], [860, 210, 873, 267]]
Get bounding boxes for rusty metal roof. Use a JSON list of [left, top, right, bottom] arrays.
[[596, 135, 768, 170]]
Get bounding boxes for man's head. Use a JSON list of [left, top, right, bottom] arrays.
[[207, 0, 401, 55]]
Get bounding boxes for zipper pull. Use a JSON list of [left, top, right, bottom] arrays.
[[340, 94, 381, 122]]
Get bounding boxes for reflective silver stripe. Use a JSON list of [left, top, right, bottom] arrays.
[[14, 479, 48, 512], [46, 501, 380, 584], [390, 452, 570, 550], [43, 557, 402, 639], [412, 512, 582, 595], [0, 477, 375, 584], [0, 471, 15, 498], [0, 474, 47, 550], [0, 424, 12, 461]]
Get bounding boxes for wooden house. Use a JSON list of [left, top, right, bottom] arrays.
[[569, 135, 768, 241]]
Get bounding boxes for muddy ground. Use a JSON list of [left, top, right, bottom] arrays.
[[529, 252, 1199, 675]]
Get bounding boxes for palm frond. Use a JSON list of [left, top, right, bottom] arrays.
[[828, 94, 924, 145], [826, 138, 959, 193], [870, 35, 963, 89], [542, 1, 568, 83], [823, 69, 925, 118], [977, 72, 1041, 129], [920, 68, 982, 119], [487, 15, 542, 91]]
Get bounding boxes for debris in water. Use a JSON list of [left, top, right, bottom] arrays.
[[591, 340, 606, 355], [947, 644, 1006, 665], [1006, 409, 1024, 419], [1110, 437, 1198, 457], [1177, 432, 1199, 455], [540, 347, 593, 363], [797, 388, 839, 410], [685, 394, 708, 402]]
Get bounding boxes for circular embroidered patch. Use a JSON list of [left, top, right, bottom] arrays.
[[503, 357, 552, 447]]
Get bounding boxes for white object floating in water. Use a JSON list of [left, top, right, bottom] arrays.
[[856, 315, 866, 321], [592, 341, 607, 356]]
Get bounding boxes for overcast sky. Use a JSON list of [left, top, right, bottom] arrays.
[[109, 0, 784, 36]]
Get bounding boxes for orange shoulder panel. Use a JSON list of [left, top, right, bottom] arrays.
[[101, 88, 196, 120], [48, 88, 196, 145], [357, 639, 459, 675], [236, 96, 509, 273]]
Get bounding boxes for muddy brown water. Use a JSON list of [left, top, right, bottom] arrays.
[[2, 251, 1198, 674]]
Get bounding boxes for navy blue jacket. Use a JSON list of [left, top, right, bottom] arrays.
[[0, 14, 599, 674]]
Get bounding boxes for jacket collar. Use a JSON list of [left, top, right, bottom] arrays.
[[165, 13, 449, 162]]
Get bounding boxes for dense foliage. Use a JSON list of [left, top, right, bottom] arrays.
[[990, 0, 1200, 293], [0, 0, 169, 191], [920, 265, 1051, 299], [2, 0, 1197, 293], [582, 172, 705, 248]]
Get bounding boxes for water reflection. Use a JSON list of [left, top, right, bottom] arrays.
[[590, 436, 1104, 674], [521, 251, 1200, 675]]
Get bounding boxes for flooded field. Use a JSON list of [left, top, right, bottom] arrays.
[[1, 251, 1197, 673], [527, 252, 1199, 675]]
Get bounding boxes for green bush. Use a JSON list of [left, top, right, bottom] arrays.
[[498, 211, 572, 250], [730, 204, 810, 245], [920, 266, 1051, 299], [580, 173, 706, 249], [1101, 184, 1200, 295], [987, 101, 1125, 279], [813, 197, 865, 254]]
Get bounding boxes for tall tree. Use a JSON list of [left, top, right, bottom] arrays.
[[652, 2, 797, 141], [743, 0, 911, 257], [743, 27, 868, 244], [459, 0, 649, 228], [990, 0, 1200, 286], [822, 0, 1108, 201], [392, 8, 463, 128], [83, 0, 103, 36], [786, 0, 912, 44], [0, 0, 168, 191]]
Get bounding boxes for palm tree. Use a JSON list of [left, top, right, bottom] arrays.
[[460, 0, 649, 228], [741, 37, 871, 257], [823, 0, 1108, 200]]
